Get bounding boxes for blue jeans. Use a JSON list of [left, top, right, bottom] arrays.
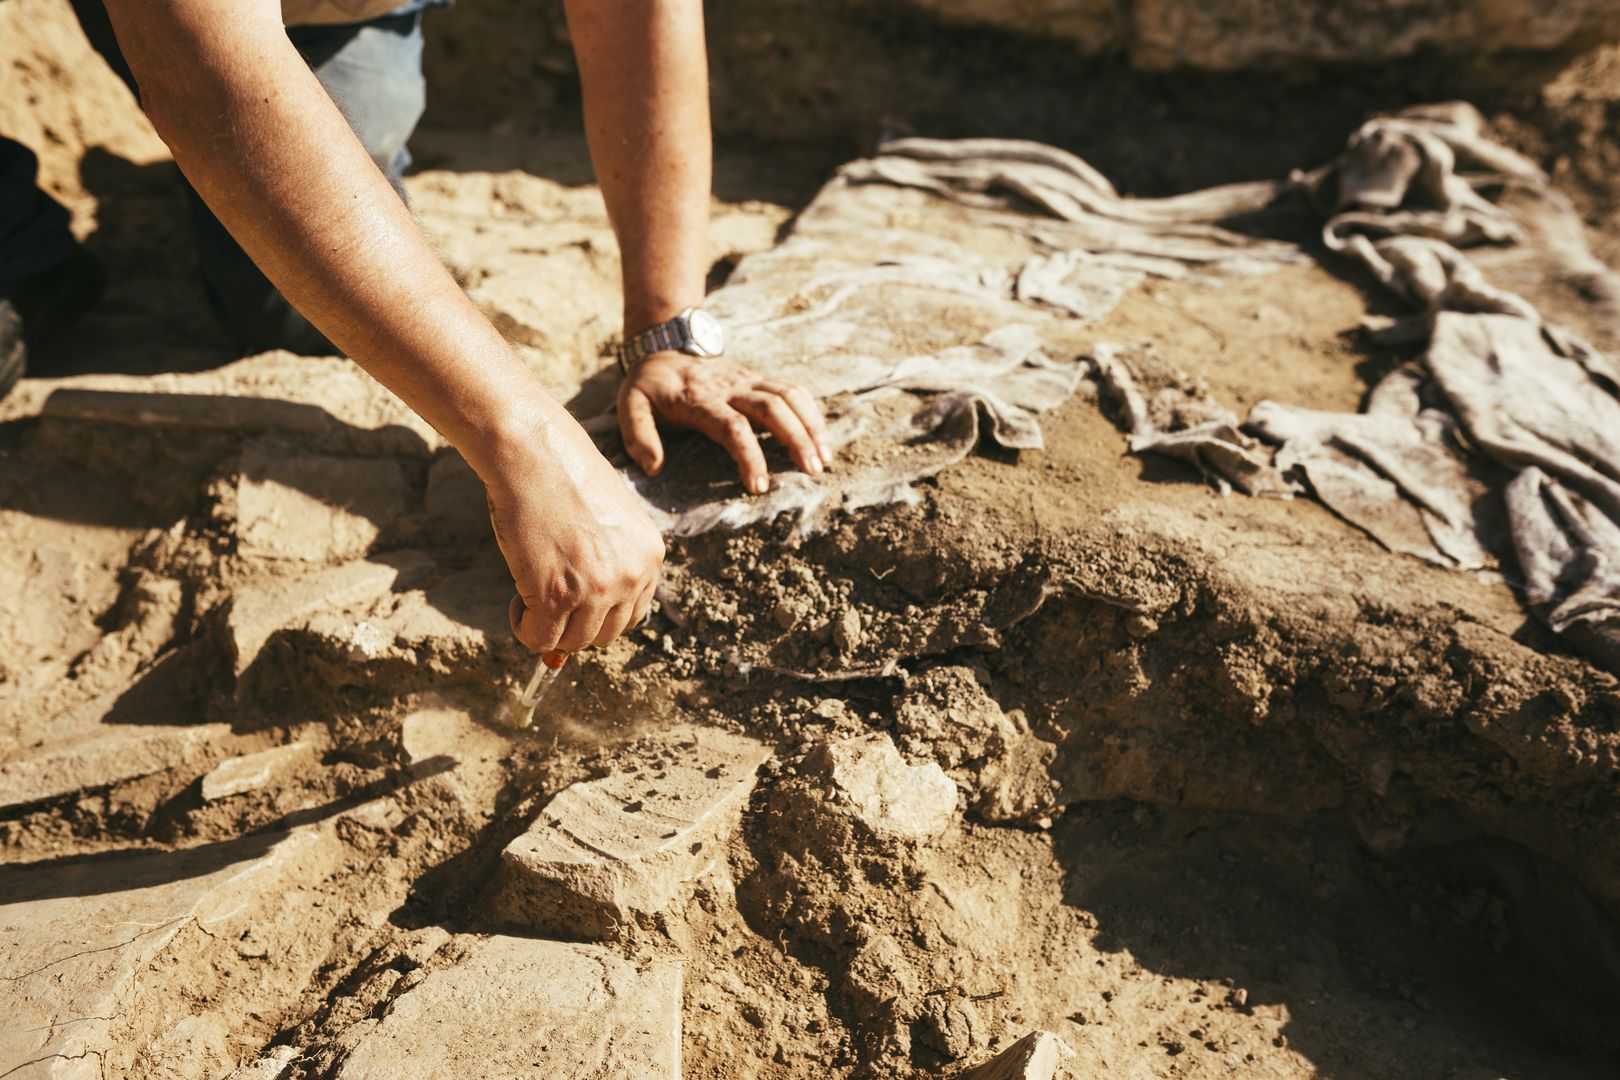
[[0, 2, 430, 354]]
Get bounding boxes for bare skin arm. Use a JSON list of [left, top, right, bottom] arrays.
[[564, 0, 830, 493], [101, 0, 663, 655]]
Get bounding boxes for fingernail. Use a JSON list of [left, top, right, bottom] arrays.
[[807, 454, 823, 475], [752, 476, 769, 494], [819, 442, 834, 462]]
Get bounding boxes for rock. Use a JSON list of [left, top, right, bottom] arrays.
[[0, 687, 233, 812], [39, 355, 447, 458], [200, 742, 313, 802], [234, 446, 406, 563], [893, 668, 1060, 825], [957, 1030, 1078, 1080], [399, 703, 512, 796], [834, 606, 864, 653], [846, 932, 925, 1010], [330, 935, 681, 1079], [774, 594, 812, 631], [225, 559, 403, 676], [496, 727, 771, 938], [401, 707, 489, 766], [805, 732, 958, 843], [894, 666, 1017, 770], [0, 824, 350, 1079], [218, 557, 523, 730], [973, 733, 1062, 825], [297, 556, 519, 683], [1129, 0, 1620, 71], [225, 1046, 298, 1079], [919, 991, 989, 1061], [422, 451, 491, 544]]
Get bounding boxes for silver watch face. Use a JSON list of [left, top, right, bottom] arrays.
[[687, 308, 725, 356]]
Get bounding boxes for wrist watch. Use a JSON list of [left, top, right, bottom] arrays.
[[617, 307, 726, 374]]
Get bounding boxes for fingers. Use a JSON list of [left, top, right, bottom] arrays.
[[513, 586, 658, 654], [760, 381, 832, 463], [630, 579, 657, 629], [619, 385, 665, 476], [511, 591, 569, 655], [735, 390, 823, 477], [591, 601, 637, 649], [556, 600, 611, 654], [688, 403, 771, 494]]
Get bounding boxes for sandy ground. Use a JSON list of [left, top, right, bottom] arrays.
[[3, 1, 1620, 1078]]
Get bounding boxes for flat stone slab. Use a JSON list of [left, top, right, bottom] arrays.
[[331, 935, 681, 1079], [958, 1031, 1078, 1080], [200, 742, 313, 802], [0, 687, 231, 811], [225, 559, 403, 676], [0, 827, 345, 1079], [39, 355, 448, 458], [498, 727, 771, 938], [234, 446, 406, 563]]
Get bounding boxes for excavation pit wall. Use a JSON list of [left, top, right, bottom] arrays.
[[6, 185, 1620, 1075], [7, 370, 1620, 1077]]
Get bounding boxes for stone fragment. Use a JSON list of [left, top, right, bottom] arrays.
[[893, 668, 1060, 826], [225, 559, 402, 676], [422, 450, 491, 543], [919, 991, 990, 1061], [846, 932, 924, 1012], [331, 935, 681, 1079], [296, 556, 517, 681], [0, 825, 348, 1079], [40, 354, 447, 457], [834, 606, 864, 653], [805, 732, 958, 843], [399, 704, 511, 789], [200, 741, 313, 801], [774, 595, 810, 631], [957, 1030, 1077, 1080], [225, 1046, 298, 1079], [973, 733, 1061, 825], [894, 666, 1017, 770], [235, 446, 406, 563], [0, 689, 232, 812], [497, 727, 771, 938]]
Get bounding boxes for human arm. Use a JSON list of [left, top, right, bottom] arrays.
[[101, 0, 663, 652], [563, 0, 830, 493]]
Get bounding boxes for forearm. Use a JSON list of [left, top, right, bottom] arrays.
[[102, 0, 565, 482], [565, 0, 712, 334]]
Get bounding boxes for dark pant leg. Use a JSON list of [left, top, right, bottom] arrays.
[[0, 139, 77, 282], [69, 2, 429, 356], [291, 12, 429, 201], [181, 11, 429, 355]]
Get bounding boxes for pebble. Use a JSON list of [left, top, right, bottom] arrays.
[[833, 607, 864, 652]]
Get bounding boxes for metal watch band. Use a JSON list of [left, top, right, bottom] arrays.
[[616, 308, 723, 374], [618, 318, 689, 374]]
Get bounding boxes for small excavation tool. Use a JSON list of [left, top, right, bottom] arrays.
[[502, 649, 567, 729]]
